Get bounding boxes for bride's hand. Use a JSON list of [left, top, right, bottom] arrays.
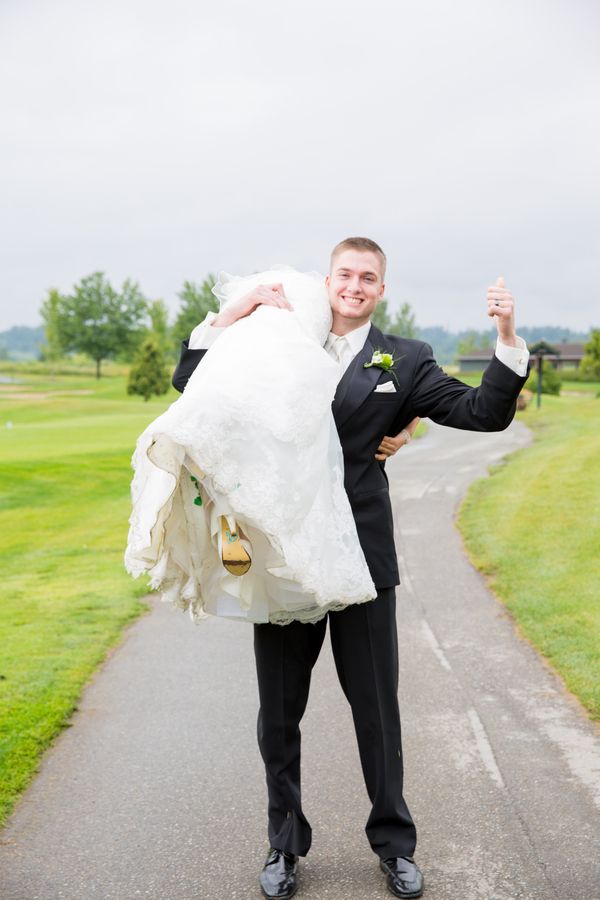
[[213, 283, 292, 327], [375, 417, 420, 460]]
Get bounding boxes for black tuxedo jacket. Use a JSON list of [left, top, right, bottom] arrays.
[[172, 323, 528, 590]]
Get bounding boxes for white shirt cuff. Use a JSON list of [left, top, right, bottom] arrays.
[[188, 311, 227, 350], [495, 335, 529, 377]]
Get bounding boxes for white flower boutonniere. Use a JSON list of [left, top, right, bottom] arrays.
[[364, 349, 404, 384]]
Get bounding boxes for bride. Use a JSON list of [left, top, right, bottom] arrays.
[[125, 267, 377, 625]]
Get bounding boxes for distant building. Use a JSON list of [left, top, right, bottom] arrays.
[[458, 342, 585, 373]]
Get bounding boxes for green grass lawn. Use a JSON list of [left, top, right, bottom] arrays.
[[1, 362, 596, 829], [0, 370, 179, 825], [458, 392, 600, 720]]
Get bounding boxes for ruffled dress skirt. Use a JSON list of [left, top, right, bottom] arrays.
[[125, 269, 376, 625]]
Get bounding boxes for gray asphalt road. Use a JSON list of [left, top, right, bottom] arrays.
[[1, 420, 599, 900]]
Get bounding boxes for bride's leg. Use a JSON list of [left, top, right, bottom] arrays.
[[253, 617, 327, 857]]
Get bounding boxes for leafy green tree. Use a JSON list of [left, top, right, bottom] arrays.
[[42, 273, 148, 377], [127, 336, 171, 401], [580, 329, 600, 380], [173, 276, 218, 346], [40, 288, 65, 361]]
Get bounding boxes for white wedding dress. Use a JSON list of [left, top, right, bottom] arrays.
[[125, 267, 376, 625]]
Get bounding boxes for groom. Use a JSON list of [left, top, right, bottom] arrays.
[[172, 237, 529, 899]]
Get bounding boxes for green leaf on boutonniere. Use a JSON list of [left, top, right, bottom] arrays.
[[364, 349, 404, 384]]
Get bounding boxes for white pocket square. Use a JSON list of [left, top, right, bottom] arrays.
[[374, 381, 396, 393]]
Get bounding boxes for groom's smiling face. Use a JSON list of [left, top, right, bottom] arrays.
[[326, 249, 385, 331]]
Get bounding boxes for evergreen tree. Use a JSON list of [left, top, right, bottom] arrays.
[[127, 336, 171, 401], [371, 298, 392, 331], [372, 299, 418, 337], [391, 302, 418, 338]]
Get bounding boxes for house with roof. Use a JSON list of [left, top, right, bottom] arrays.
[[457, 342, 585, 373]]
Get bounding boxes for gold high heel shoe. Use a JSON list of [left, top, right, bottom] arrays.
[[219, 515, 252, 576]]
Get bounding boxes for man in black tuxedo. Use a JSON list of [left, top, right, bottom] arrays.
[[172, 237, 530, 899]]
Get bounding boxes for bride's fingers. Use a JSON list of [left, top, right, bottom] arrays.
[[376, 438, 401, 458], [271, 292, 293, 310], [265, 284, 292, 310], [253, 285, 292, 310]]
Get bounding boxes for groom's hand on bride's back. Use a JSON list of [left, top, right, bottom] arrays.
[[213, 284, 292, 327]]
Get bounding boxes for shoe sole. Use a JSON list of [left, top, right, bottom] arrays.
[[259, 885, 298, 900], [220, 516, 252, 576], [384, 880, 423, 899]]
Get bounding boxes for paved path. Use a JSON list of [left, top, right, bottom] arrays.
[[1, 421, 599, 900]]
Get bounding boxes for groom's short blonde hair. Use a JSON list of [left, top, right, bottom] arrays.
[[330, 237, 387, 279]]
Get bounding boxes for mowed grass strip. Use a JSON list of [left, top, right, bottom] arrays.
[[458, 391, 600, 719], [0, 372, 179, 825]]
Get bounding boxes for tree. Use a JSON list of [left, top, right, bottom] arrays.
[[371, 298, 392, 332], [172, 276, 218, 346], [457, 331, 479, 357], [391, 302, 418, 339], [580, 329, 600, 380], [40, 288, 65, 361], [127, 336, 171, 401], [146, 299, 171, 353], [372, 299, 418, 338], [41, 273, 148, 377]]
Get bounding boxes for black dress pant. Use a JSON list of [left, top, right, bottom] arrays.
[[253, 588, 417, 859]]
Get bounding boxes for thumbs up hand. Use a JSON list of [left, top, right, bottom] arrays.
[[487, 276, 517, 347]]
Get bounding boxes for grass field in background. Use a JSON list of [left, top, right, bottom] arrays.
[[458, 392, 600, 720], [0, 370, 180, 824], [1, 363, 598, 828]]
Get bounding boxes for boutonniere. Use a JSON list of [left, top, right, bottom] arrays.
[[364, 349, 404, 384]]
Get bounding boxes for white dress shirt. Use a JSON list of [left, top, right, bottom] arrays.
[[188, 311, 530, 379]]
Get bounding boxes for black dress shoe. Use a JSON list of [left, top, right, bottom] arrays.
[[380, 856, 424, 898], [259, 848, 298, 899]]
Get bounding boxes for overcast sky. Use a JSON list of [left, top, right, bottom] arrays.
[[1, 0, 598, 333]]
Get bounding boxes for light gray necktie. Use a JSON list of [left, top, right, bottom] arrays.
[[327, 335, 351, 375]]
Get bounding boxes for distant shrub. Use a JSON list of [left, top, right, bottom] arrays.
[[127, 336, 171, 401], [559, 367, 598, 383], [526, 360, 562, 396]]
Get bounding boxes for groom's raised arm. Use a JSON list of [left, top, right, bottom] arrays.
[[409, 341, 529, 431], [407, 275, 530, 431]]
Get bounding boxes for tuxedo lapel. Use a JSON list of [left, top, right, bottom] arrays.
[[332, 324, 392, 429]]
